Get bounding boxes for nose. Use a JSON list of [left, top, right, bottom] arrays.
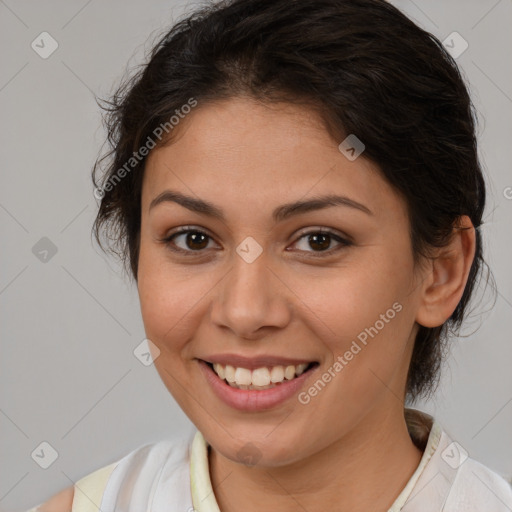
[[210, 251, 292, 340]]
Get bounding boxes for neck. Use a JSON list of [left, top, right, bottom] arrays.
[[209, 405, 423, 512]]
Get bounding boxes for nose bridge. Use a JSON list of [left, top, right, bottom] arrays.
[[231, 256, 264, 298], [211, 242, 290, 337]]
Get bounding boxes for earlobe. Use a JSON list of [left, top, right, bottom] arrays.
[[415, 216, 476, 328]]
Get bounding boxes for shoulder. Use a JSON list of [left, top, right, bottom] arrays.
[[28, 485, 74, 512], [96, 436, 192, 493], [25, 436, 193, 512], [446, 456, 512, 511], [75, 435, 194, 508], [103, 435, 191, 481], [400, 418, 512, 512]]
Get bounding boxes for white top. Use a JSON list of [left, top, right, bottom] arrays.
[[26, 408, 512, 511]]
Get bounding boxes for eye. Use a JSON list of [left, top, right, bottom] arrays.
[[160, 227, 217, 254], [290, 228, 352, 256], [159, 226, 352, 257]]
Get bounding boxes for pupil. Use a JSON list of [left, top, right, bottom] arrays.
[[309, 233, 330, 251], [187, 232, 208, 250]]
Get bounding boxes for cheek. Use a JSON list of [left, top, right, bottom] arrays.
[[137, 241, 196, 352], [293, 250, 412, 341], [294, 247, 415, 386]]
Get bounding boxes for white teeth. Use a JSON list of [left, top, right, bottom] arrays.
[[213, 363, 225, 380], [234, 367, 252, 386], [295, 363, 308, 376], [252, 367, 271, 387], [209, 361, 312, 389], [284, 365, 296, 380], [224, 365, 236, 383], [270, 366, 284, 383]]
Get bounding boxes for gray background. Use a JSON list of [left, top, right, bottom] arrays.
[[1, 1, 511, 510]]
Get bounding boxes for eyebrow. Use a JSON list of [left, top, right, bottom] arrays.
[[149, 189, 373, 222]]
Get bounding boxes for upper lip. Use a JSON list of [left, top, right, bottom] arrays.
[[200, 354, 316, 370]]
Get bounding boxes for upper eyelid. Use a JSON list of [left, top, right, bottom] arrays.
[[164, 226, 351, 250], [165, 225, 349, 240]]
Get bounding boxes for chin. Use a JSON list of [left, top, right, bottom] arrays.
[[206, 427, 309, 468]]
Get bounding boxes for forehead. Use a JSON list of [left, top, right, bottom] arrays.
[[142, 97, 406, 224]]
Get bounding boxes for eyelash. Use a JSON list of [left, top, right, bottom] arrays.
[[159, 226, 352, 258]]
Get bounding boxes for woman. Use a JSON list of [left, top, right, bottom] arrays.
[[27, 0, 512, 510]]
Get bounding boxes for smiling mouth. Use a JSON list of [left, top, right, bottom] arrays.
[[203, 361, 319, 390]]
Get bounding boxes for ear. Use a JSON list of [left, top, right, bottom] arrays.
[[415, 215, 476, 328]]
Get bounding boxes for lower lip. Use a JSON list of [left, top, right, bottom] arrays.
[[198, 360, 318, 412]]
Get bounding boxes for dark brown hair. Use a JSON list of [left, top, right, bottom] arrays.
[[92, 0, 495, 403]]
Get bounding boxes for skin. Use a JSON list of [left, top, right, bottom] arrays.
[[134, 96, 477, 511], [35, 486, 73, 512], [33, 96, 474, 512]]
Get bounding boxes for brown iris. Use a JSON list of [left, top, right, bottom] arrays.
[[185, 231, 209, 250], [307, 233, 331, 251]]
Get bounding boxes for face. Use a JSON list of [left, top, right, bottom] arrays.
[[137, 97, 426, 467]]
